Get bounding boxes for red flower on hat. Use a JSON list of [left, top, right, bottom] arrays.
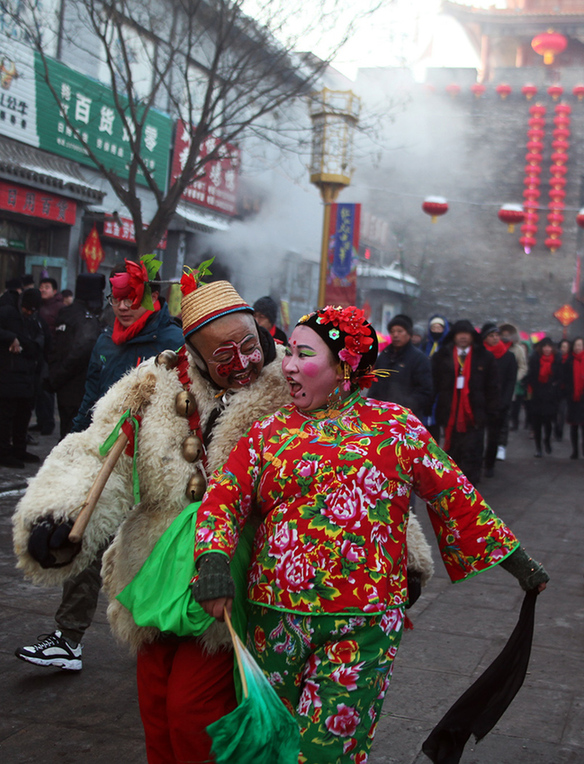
[[125, 259, 148, 309], [180, 271, 199, 296]]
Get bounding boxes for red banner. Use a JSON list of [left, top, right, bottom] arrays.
[[0, 180, 76, 225], [325, 203, 360, 307], [170, 121, 239, 217], [81, 224, 104, 273], [103, 215, 167, 250]]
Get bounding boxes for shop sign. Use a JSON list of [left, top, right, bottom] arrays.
[[0, 37, 172, 190], [0, 180, 76, 224], [103, 214, 167, 249], [325, 202, 361, 307], [170, 120, 239, 217]]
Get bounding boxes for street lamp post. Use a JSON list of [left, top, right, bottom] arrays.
[[309, 88, 360, 307]]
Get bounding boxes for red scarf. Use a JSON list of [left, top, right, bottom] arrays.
[[573, 351, 584, 402], [538, 353, 554, 383], [444, 347, 475, 451], [484, 339, 508, 359], [111, 300, 160, 346]]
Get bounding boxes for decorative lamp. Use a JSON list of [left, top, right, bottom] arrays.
[[554, 114, 571, 127], [550, 163, 568, 176], [527, 128, 545, 140], [528, 116, 546, 128], [545, 225, 563, 237], [526, 140, 544, 153], [523, 188, 540, 201], [556, 103, 572, 114], [524, 164, 542, 175], [547, 85, 564, 101], [521, 223, 538, 236], [545, 237, 562, 252], [573, 85, 584, 101], [549, 211, 564, 224], [519, 235, 537, 254], [446, 83, 461, 97], [553, 127, 570, 139], [471, 83, 486, 98], [422, 196, 449, 222], [523, 176, 541, 187], [525, 152, 543, 164], [531, 31, 568, 65], [522, 84, 538, 100], [551, 152, 568, 164], [496, 83, 512, 100], [529, 104, 547, 117], [577, 209, 584, 228], [498, 204, 525, 233]]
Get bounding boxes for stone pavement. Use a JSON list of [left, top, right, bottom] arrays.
[[0, 423, 583, 763]]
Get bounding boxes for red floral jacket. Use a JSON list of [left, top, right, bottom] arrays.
[[194, 391, 518, 615]]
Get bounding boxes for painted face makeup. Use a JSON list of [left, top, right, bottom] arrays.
[[282, 325, 341, 411], [212, 335, 262, 378]]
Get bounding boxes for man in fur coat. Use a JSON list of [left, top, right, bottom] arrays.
[[12, 269, 434, 764]]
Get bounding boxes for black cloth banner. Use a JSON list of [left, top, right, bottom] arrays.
[[422, 588, 538, 764]]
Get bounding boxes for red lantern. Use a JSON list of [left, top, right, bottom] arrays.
[[529, 104, 547, 116], [549, 201, 565, 211], [446, 83, 460, 97], [549, 176, 566, 188], [573, 85, 584, 101], [546, 225, 563, 237], [496, 83, 512, 100], [498, 204, 525, 233], [552, 139, 570, 151], [521, 223, 538, 236], [523, 188, 541, 201], [550, 189, 566, 201], [554, 115, 571, 127], [524, 164, 542, 175], [523, 176, 541, 187], [577, 208, 584, 228], [531, 31, 568, 65], [524, 211, 539, 223], [550, 164, 567, 176], [556, 103, 572, 115], [526, 140, 544, 153], [548, 85, 564, 101], [525, 152, 543, 164], [422, 196, 449, 222], [470, 83, 486, 98], [545, 237, 562, 252], [528, 117, 546, 129], [551, 152, 567, 164], [549, 211, 564, 224], [552, 127, 570, 139], [519, 235, 537, 253], [522, 84, 538, 100]]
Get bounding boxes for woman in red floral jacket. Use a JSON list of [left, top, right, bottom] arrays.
[[193, 306, 548, 764]]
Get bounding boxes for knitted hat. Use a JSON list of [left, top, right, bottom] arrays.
[[75, 273, 105, 303], [181, 277, 252, 340], [387, 314, 413, 335], [429, 316, 445, 328], [451, 319, 476, 337], [480, 322, 499, 341], [297, 306, 378, 390], [253, 296, 278, 326]]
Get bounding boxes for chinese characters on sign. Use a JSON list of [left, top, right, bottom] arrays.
[[81, 224, 105, 273], [170, 121, 239, 216], [0, 38, 39, 147], [325, 203, 361, 307], [103, 214, 167, 250], [0, 180, 76, 225]]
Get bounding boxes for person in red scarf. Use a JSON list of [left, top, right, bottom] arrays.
[[555, 338, 571, 441], [564, 337, 584, 459], [526, 337, 561, 458], [16, 259, 183, 672], [432, 320, 500, 485], [481, 323, 517, 477]]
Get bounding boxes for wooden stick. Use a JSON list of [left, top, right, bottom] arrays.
[[68, 433, 128, 544], [223, 607, 248, 699]]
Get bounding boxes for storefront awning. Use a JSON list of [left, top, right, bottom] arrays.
[[0, 135, 104, 203], [171, 202, 231, 233]]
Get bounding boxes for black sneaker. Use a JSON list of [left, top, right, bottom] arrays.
[[15, 631, 82, 671]]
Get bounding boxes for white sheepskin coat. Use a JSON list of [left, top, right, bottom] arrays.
[[13, 346, 433, 654]]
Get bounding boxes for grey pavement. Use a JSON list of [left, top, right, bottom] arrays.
[[1, 422, 583, 763]]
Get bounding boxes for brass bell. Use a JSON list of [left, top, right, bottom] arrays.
[[156, 349, 180, 369], [182, 435, 203, 463], [176, 390, 196, 417], [186, 471, 206, 502]]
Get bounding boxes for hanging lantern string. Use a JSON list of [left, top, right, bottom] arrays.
[[361, 186, 582, 212]]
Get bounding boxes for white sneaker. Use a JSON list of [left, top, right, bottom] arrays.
[[496, 446, 506, 461], [15, 631, 82, 671]]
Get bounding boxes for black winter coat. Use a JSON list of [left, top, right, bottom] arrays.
[[526, 352, 561, 419], [368, 341, 433, 419], [488, 347, 517, 410], [0, 303, 43, 398], [563, 355, 584, 425], [48, 300, 103, 408], [432, 341, 500, 428]]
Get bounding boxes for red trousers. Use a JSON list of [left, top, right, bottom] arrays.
[[136, 638, 237, 764]]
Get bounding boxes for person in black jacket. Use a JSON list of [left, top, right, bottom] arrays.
[[368, 314, 433, 420], [527, 337, 562, 458], [432, 319, 500, 485], [0, 289, 43, 468], [481, 323, 517, 477], [48, 274, 105, 439]]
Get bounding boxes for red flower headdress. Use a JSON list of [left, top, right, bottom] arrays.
[[110, 254, 162, 310]]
